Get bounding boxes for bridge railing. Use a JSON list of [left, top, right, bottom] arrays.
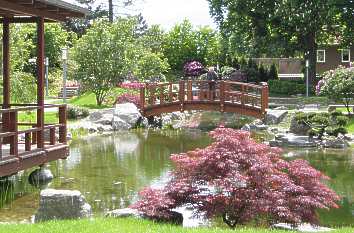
[[140, 80, 268, 116]]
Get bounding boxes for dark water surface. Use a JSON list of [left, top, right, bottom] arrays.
[[0, 129, 353, 226]]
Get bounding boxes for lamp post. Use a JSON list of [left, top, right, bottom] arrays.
[[45, 57, 49, 97], [62, 47, 68, 103], [305, 59, 309, 97]]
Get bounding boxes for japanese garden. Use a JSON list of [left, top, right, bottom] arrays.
[[0, 0, 353, 233]]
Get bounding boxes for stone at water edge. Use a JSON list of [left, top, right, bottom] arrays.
[[28, 167, 53, 187], [106, 208, 183, 225], [264, 109, 288, 125], [273, 223, 333, 232], [105, 208, 142, 218], [34, 189, 92, 222], [112, 103, 142, 130]]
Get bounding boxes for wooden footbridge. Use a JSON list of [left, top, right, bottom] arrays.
[[140, 80, 269, 118]]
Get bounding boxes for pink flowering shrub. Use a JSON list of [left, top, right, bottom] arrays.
[[115, 93, 141, 109], [120, 82, 145, 90], [131, 127, 340, 228], [183, 61, 205, 77]]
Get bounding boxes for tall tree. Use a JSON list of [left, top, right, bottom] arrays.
[[207, 0, 353, 86]]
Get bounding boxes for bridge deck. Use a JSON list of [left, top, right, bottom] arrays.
[[140, 80, 268, 118]]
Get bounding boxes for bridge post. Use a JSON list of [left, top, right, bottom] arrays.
[[187, 80, 192, 101], [260, 82, 269, 114], [140, 86, 145, 114], [220, 81, 225, 112], [179, 81, 185, 112]]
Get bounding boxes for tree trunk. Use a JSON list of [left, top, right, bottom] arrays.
[[108, 0, 114, 22], [304, 31, 317, 94]]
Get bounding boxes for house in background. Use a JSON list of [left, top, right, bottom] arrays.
[[316, 45, 353, 74], [253, 45, 353, 80]]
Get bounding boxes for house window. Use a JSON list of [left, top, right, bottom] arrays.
[[341, 49, 350, 62], [317, 50, 326, 63]]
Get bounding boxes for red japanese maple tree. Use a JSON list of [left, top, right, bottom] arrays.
[[131, 127, 339, 228]]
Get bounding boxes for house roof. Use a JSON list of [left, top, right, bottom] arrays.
[[0, 0, 88, 22]]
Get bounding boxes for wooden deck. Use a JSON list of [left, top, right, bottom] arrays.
[[140, 81, 269, 118], [0, 104, 68, 177]]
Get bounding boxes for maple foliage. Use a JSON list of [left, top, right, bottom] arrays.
[[131, 127, 339, 228]]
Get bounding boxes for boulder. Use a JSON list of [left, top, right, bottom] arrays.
[[290, 116, 311, 135], [269, 134, 317, 148], [28, 167, 53, 187], [321, 136, 349, 149], [112, 103, 142, 130], [89, 109, 114, 125], [106, 208, 142, 218], [106, 208, 183, 225], [35, 189, 92, 222], [273, 223, 332, 232], [264, 110, 288, 125]]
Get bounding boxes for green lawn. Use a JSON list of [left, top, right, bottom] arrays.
[[18, 112, 59, 125], [0, 218, 352, 233], [347, 117, 354, 133], [68, 88, 127, 109]]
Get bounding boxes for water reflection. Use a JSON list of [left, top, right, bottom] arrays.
[[0, 129, 210, 222], [284, 148, 354, 227], [0, 130, 352, 227]]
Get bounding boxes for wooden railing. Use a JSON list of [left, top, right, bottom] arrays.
[[140, 81, 268, 118], [0, 104, 67, 160]]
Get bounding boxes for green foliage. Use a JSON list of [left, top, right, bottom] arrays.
[[258, 64, 267, 82], [317, 66, 354, 115], [72, 18, 171, 105], [268, 80, 305, 96], [135, 52, 170, 81], [163, 20, 219, 71], [9, 72, 37, 104], [294, 111, 349, 139], [268, 63, 278, 80], [67, 105, 90, 120]]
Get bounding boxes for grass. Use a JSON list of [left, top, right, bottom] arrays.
[[18, 112, 59, 125], [0, 218, 352, 233], [68, 88, 127, 109]]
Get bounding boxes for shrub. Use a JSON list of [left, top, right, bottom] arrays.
[[317, 66, 354, 114], [115, 93, 141, 108], [132, 127, 339, 228], [183, 61, 205, 77], [294, 111, 348, 139], [120, 82, 145, 90], [268, 80, 306, 96], [268, 63, 278, 80], [67, 105, 89, 120]]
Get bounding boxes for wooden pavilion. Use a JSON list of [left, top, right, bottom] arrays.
[[0, 0, 87, 177]]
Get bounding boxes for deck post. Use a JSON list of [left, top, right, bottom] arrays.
[[9, 111, 18, 156], [36, 17, 45, 148], [260, 82, 269, 114], [220, 81, 225, 112], [2, 18, 11, 144], [179, 81, 185, 112], [2, 17, 10, 109], [59, 105, 67, 144]]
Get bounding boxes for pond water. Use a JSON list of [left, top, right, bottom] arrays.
[[0, 129, 353, 227]]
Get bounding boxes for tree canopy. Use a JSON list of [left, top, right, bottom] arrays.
[[207, 0, 353, 84]]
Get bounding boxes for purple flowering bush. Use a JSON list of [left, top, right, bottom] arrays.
[[183, 61, 205, 77]]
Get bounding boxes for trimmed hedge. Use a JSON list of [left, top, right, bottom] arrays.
[[268, 80, 305, 96]]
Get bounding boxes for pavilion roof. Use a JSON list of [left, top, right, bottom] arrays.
[[0, 0, 88, 22]]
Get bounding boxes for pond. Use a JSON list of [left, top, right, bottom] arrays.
[[0, 129, 353, 227]]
